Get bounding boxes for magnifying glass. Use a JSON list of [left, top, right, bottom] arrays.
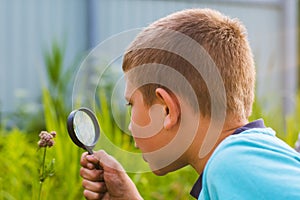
[[67, 107, 100, 155]]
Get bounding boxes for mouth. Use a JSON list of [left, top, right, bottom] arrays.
[[142, 154, 148, 162]]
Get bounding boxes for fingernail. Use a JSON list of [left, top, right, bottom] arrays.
[[86, 155, 93, 160]]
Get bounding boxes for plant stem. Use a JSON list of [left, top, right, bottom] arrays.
[[38, 147, 47, 200], [38, 181, 42, 200]]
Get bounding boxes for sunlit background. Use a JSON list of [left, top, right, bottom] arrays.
[[0, 0, 299, 199], [0, 0, 298, 126]]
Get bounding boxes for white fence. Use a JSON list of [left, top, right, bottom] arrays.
[[0, 0, 297, 117]]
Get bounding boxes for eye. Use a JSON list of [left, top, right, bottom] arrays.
[[126, 102, 132, 116]]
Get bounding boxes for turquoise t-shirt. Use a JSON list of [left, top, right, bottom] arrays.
[[199, 128, 300, 200]]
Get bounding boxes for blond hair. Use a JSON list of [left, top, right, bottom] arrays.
[[122, 8, 255, 120]]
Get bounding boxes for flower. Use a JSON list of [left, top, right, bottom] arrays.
[[37, 131, 57, 200], [38, 131, 56, 148]]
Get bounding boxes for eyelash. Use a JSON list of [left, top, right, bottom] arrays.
[[126, 102, 132, 116]]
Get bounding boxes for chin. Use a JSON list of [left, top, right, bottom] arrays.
[[150, 162, 186, 176], [152, 169, 168, 176], [150, 164, 175, 176]]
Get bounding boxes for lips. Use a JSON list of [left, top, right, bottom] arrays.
[[142, 154, 148, 162]]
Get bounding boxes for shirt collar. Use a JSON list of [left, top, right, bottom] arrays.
[[190, 119, 266, 199]]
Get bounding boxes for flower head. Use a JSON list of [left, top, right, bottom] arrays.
[[38, 131, 56, 148]]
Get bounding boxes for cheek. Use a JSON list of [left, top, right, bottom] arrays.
[[129, 107, 150, 148], [131, 106, 150, 127], [130, 104, 165, 140], [133, 137, 156, 152], [133, 128, 176, 153], [130, 104, 170, 153]]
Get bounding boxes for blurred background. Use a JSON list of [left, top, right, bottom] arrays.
[[0, 0, 299, 199], [0, 0, 299, 128]]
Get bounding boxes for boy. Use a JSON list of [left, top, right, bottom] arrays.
[[80, 8, 300, 199]]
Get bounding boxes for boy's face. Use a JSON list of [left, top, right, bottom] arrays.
[[124, 80, 180, 175]]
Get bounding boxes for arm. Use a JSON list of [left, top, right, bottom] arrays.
[[80, 150, 143, 200]]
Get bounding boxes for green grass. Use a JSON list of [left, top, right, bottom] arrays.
[[0, 88, 299, 199], [0, 88, 198, 199]]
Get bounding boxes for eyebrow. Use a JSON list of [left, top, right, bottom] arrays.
[[124, 84, 134, 102], [124, 91, 131, 102], [124, 95, 130, 102]]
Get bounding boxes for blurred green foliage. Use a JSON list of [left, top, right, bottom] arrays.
[[0, 88, 198, 200], [1, 90, 299, 199], [4, 42, 76, 132], [0, 43, 299, 199]]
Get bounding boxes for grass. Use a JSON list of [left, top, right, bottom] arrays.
[[0, 86, 299, 199], [0, 87, 198, 199]]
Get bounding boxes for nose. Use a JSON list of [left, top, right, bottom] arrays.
[[128, 122, 138, 148], [134, 141, 139, 148], [128, 122, 132, 132]]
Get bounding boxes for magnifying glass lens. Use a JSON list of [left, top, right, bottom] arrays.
[[73, 110, 96, 146], [67, 108, 100, 154]]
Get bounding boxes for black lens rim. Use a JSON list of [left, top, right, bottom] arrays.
[[67, 107, 100, 151]]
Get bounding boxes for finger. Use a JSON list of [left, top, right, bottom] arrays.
[[80, 152, 91, 168], [81, 153, 102, 170], [86, 154, 102, 167], [102, 192, 110, 200], [93, 150, 124, 172], [83, 189, 105, 200], [80, 167, 104, 182], [82, 179, 107, 193]]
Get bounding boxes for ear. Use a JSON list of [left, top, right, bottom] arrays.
[[155, 88, 180, 130]]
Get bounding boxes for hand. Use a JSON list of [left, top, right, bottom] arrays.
[[80, 150, 143, 200]]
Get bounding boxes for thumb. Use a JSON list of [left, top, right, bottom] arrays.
[[93, 150, 124, 172]]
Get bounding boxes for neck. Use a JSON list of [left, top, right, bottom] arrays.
[[188, 115, 248, 174]]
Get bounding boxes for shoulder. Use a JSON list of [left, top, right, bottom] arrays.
[[205, 128, 274, 187], [201, 128, 300, 199], [209, 128, 300, 166], [208, 128, 271, 164]]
